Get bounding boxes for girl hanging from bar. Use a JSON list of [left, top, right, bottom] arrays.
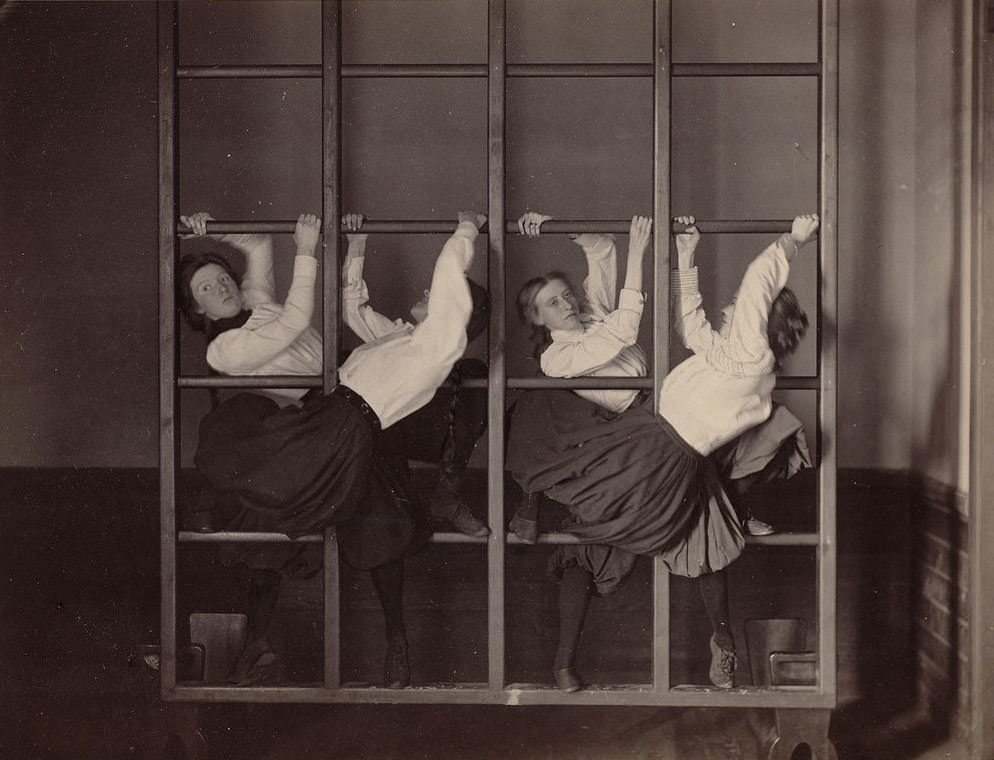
[[506, 211, 818, 691], [339, 213, 491, 539], [177, 209, 488, 688]]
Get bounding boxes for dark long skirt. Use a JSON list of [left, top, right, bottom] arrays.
[[195, 391, 425, 570], [506, 390, 744, 579], [382, 358, 488, 468]]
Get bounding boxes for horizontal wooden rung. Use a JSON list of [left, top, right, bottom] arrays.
[[745, 532, 820, 546], [176, 375, 820, 391], [175, 530, 578, 545], [176, 63, 654, 79], [177, 375, 322, 390], [167, 682, 834, 707], [178, 530, 323, 543], [673, 62, 820, 77], [176, 62, 820, 80], [348, 63, 656, 78], [177, 64, 324, 78], [176, 529, 822, 547], [174, 219, 803, 235], [502, 377, 820, 391]]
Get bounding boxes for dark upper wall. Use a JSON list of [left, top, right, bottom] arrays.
[[0, 1, 159, 466], [1, 0, 927, 470]]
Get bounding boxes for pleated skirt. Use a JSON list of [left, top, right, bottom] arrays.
[[194, 391, 424, 570], [506, 389, 744, 578]]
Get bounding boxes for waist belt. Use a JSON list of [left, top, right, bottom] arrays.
[[631, 387, 653, 410], [332, 384, 381, 433]]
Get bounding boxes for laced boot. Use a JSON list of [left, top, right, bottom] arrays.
[[509, 491, 540, 543], [429, 435, 489, 537], [228, 637, 280, 686], [708, 633, 737, 689], [553, 667, 582, 692], [384, 638, 410, 689], [743, 514, 775, 536]]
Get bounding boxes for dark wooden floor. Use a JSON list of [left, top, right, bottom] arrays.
[[0, 468, 958, 759]]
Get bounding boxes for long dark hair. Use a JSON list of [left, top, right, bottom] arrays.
[[767, 287, 808, 369], [176, 252, 240, 334], [465, 277, 491, 343], [516, 271, 572, 360]]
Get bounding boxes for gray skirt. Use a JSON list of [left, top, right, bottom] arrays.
[[507, 389, 744, 580]]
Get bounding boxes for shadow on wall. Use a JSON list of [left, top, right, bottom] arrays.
[[905, 0, 971, 747], [913, 477, 967, 737], [831, 474, 967, 759]]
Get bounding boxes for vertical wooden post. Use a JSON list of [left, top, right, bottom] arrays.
[[817, 0, 840, 706], [969, 1, 994, 756], [486, 0, 508, 691], [158, 0, 179, 698], [323, 528, 341, 689], [652, 0, 673, 693], [322, 0, 343, 690]]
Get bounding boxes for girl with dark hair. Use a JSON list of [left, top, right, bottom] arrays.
[[177, 209, 487, 688], [507, 212, 818, 692], [176, 251, 241, 337]]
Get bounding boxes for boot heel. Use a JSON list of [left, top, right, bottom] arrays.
[[384, 639, 410, 689], [553, 667, 583, 692]]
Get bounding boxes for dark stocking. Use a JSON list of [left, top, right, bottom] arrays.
[[553, 566, 593, 671], [438, 376, 487, 494], [727, 472, 761, 522], [371, 559, 406, 645], [245, 569, 281, 643], [697, 569, 734, 651]]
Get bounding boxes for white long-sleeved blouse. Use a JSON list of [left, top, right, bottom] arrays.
[[539, 233, 648, 414], [206, 223, 479, 429], [657, 234, 798, 456]]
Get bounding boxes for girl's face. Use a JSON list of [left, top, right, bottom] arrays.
[[530, 278, 580, 332], [191, 263, 243, 321]]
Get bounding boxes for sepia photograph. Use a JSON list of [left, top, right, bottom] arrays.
[[0, 1, 991, 758]]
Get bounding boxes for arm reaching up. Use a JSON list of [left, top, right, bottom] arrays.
[[293, 213, 321, 257], [674, 215, 701, 271], [340, 212, 411, 342], [409, 211, 485, 364], [622, 214, 652, 295], [206, 213, 322, 374]]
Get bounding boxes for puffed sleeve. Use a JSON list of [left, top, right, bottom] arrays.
[[342, 250, 410, 344], [407, 221, 478, 366], [221, 233, 276, 308]]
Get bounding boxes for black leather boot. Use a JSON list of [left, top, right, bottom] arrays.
[[429, 417, 489, 537], [509, 491, 540, 543], [384, 638, 410, 688]]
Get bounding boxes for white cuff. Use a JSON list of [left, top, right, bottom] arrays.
[[617, 288, 646, 311], [454, 220, 480, 240], [670, 266, 699, 295]]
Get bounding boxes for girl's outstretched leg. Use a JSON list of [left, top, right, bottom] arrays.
[[553, 565, 593, 691], [697, 568, 736, 688], [371, 558, 409, 688]]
